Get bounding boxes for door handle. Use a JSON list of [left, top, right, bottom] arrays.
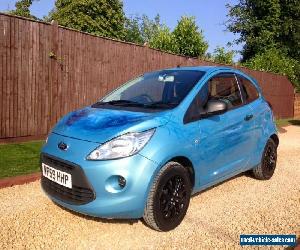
[[244, 114, 253, 121]]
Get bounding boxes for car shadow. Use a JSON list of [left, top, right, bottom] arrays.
[[288, 120, 300, 126], [52, 202, 139, 226], [191, 171, 253, 198]]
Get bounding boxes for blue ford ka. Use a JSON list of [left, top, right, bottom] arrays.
[[41, 66, 278, 231]]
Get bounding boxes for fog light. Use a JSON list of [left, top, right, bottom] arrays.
[[118, 176, 126, 188], [105, 175, 127, 193]]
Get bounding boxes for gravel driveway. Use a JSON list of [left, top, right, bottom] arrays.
[[0, 126, 299, 249]]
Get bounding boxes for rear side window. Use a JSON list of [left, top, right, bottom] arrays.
[[208, 73, 243, 109], [238, 76, 259, 103]]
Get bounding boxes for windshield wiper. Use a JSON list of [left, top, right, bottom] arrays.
[[92, 100, 178, 109], [92, 100, 146, 107], [144, 101, 178, 109]]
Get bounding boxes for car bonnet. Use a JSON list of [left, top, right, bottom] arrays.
[[51, 106, 171, 143]]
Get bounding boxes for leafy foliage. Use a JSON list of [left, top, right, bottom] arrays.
[[279, 0, 300, 61], [47, 0, 126, 39], [9, 0, 37, 19], [227, 0, 300, 90], [124, 14, 162, 44], [243, 48, 300, 91], [141, 15, 162, 43], [125, 15, 208, 58], [212, 47, 235, 64], [226, 0, 282, 61], [173, 16, 208, 58], [227, 0, 300, 61], [149, 26, 179, 54], [124, 15, 144, 44]]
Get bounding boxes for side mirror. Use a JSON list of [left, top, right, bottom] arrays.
[[203, 100, 228, 116]]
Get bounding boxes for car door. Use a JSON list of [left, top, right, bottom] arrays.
[[236, 74, 263, 167], [184, 72, 254, 188]]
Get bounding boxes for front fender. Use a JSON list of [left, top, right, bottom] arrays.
[[139, 122, 198, 199]]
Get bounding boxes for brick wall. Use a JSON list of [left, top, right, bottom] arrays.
[[294, 94, 300, 118]]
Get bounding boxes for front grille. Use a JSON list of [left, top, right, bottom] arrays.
[[41, 153, 95, 205], [42, 154, 74, 170], [41, 178, 95, 204]]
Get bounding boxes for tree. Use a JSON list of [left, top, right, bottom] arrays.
[[140, 14, 162, 43], [226, 0, 300, 61], [226, 0, 281, 61], [226, 0, 300, 91], [212, 47, 235, 64], [202, 52, 213, 62], [149, 26, 178, 54], [9, 0, 37, 19], [124, 15, 144, 44], [124, 15, 208, 58], [47, 0, 126, 39], [124, 14, 162, 44], [243, 48, 300, 91], [279, 0, 300, 61], [173, 16, 208, 58]]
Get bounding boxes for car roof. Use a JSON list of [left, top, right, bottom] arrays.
[[165, 65, 261, 92], [167, 65, 237, 73]]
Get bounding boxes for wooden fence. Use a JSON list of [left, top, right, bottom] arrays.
[[0, 13, 295, 140]]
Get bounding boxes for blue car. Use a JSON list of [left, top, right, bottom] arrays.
[[41, 66, 278, 231]]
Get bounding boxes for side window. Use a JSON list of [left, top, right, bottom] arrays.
[[238, 76, 259, 103], [207, 73, 243, 109], [183, 73, 242, 124], [183, 85, 208, 123]]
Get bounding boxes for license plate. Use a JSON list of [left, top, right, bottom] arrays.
[[42, 163, 72, 188]]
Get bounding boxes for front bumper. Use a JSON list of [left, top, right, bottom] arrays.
[[41, 132, 158, 219]]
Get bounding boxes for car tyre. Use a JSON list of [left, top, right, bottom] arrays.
[[143, 161, 192, 231], [252, 138, 277, 180]]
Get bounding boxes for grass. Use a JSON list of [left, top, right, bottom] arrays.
[[275, 118, 300, 127], [0, 140, 44, 179]]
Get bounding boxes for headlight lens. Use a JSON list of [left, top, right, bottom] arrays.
[[87, 129, 155, 160]]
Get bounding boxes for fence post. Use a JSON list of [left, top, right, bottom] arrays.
[[49, 20, 59, 129]]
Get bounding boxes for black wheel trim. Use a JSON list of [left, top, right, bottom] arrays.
[[158, 175, 188, 221], [263, 144, 277, 173]]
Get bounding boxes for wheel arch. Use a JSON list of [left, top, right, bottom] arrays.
[[270, 133, 279, 147], [168, 156, 195, 188], [144, 155, 196, 203]]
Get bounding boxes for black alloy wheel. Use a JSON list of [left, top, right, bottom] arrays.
[[158, 175, 188, 220], [253, 138, 277, 180], [143, 162, 192, 231]]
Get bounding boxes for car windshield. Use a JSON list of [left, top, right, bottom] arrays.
[[96, 70, 205, 110]]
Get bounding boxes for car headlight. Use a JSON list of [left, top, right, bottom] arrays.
[[86, 129, 155, 160]]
